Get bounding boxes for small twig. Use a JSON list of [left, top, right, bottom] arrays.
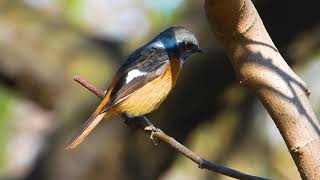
[[74, 75, 270, 180], [74, 75, 105, 98]]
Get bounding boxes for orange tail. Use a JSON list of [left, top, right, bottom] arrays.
[[66, 95, 114, 150]]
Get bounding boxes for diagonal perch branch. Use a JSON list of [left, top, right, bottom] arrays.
[[73, 75, 270, 180]]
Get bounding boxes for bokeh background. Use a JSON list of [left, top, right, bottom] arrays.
[[0, 0, 319, 179]]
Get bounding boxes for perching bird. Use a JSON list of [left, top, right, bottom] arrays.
[[66, 26, 202, 150]]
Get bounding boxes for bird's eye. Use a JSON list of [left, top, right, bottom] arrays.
[[184, 42, 193, 49]]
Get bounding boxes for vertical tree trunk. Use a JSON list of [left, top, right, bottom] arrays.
[[204, 0, 320, 179]]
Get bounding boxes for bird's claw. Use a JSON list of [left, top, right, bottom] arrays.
[[144, 125, 162, 145]]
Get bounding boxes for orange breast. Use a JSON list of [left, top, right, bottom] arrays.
[[116, 58, 181, 117]]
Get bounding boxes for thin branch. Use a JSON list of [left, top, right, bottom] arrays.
[[74, 75, 270, 180], [74, 75, 105, 98]]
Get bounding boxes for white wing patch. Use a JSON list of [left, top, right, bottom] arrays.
[[126, 69, 147, 83], [153, 40, 165, 48]]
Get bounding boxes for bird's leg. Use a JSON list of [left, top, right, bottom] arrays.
[[142, 116, 162, 145]]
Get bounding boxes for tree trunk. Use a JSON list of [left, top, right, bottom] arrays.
[[204, 0, 320, 179]]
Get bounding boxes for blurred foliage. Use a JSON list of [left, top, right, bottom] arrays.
[[0, 85, 13, 174], [0, 0, 318, 180]]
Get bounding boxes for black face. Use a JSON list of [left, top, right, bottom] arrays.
[[178, 40, 201, 60]]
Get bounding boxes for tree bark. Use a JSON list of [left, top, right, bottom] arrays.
[[205, 0, 320, 179]]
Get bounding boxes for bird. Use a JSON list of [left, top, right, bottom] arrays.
[[66, 26, 202, 150]]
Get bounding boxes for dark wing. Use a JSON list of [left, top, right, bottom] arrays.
[[108, 46, 170, 105]]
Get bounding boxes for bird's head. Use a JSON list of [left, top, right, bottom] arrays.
[[153, 26, 202, 62]]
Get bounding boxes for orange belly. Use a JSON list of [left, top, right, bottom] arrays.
[[116, 66, 173, 117], [115, 58, 181, 117]]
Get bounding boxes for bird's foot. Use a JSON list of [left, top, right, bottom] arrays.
[[144, 125, 162, 145], [142, 116, 162, 145]]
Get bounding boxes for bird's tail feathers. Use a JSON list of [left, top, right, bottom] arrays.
[[66, 96, 114, 150]]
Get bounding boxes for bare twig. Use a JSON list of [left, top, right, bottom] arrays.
[[74, 75, 105, 98], [74, 75, 270, 180]]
